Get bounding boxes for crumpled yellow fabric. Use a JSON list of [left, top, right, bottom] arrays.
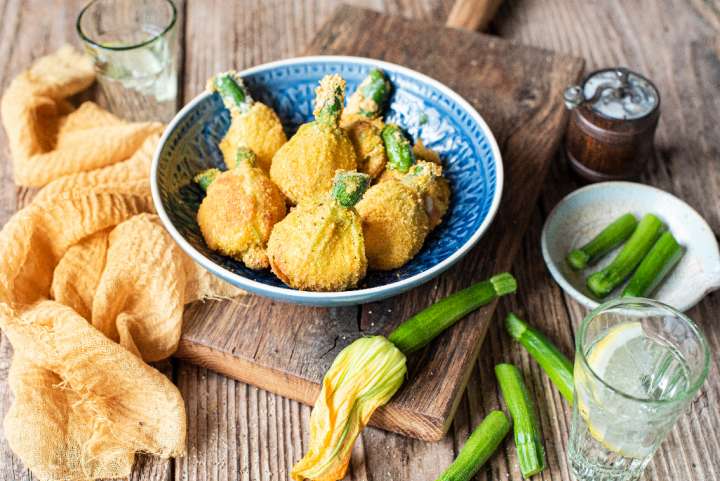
[[0, 46, 240, 480], [1, 45, 162, 187]]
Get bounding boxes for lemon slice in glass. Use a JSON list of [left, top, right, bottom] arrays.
[[579, 321, 650, 459], [587, 321, 645, 393]]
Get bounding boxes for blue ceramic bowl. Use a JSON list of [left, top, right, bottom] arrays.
[[151, 56, 503, 306]]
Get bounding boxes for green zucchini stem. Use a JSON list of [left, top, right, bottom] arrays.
[[388, 273, 517, 354], [330, 171, 371, 208], [212, 71, 253, 114], [495, 363, 546, 478], [314, 74, 346, 127], [434, 411, 511, 481], [586, 213, 664, 298], [193, 168, 222, 192], [567, 213, 638, 270], [235, 147, 257, 167], [346, 68, 392, 118], [505, 313, 574, 404], [622, 231, 684, 298], [382, 124, 415, 174]]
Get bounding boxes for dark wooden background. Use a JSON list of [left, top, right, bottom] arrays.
[[0, 1, 718, 480]]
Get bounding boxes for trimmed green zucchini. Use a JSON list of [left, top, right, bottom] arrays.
[[505, 313, 574, 404], [495, 363, 546, 478], [434, 411, 511, 481], [586, 214, 664, 298], [622, 231, 684, 298], [567, 213, 638, 270]]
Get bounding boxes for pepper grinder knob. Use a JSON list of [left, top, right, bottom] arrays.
[[563, 85, 584, 109], [615, 67, 629, 86]]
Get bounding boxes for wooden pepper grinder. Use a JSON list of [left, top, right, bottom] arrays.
[[563, 68, 660, 182]]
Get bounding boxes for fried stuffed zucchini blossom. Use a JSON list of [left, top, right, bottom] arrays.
[[356, 177, 430, 271], [379, 124, 451, 230], [195, 147, 286, 270], [210, 71, 287, 172], [270, 75, 357, 205], [267, 171, 369, 291], [340, 68, 392, 179]]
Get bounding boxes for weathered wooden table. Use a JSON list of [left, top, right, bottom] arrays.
[[1, 1, 718, 480]]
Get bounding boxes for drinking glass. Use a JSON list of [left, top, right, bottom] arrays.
[[568, 298, 709, 481], [77, 0, 178, 122]]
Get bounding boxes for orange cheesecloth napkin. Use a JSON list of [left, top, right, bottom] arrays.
[[0, 46, 240, 480]]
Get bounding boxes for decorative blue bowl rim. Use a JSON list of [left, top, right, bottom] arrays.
[[151, 56, 503, 306]]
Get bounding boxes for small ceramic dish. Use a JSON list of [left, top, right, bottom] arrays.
[[542, 181, 720, 312], [151, 56, 503, 306]]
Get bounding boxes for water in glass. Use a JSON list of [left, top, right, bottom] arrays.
[[568, 298, 709, 481], [77, 0, 178, 121]]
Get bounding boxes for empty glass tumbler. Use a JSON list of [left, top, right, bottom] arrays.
[[568, 298, 709, 481], [77, 0, 178, 121]]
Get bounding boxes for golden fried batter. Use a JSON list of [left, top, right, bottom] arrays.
[[220, 102, 287, 172], [197, 151, 286, 269], [356, 180, 430, 270], [341, 114, 386, 179], [270, 75, 356, 205], [412, 160, 451, 230], [339, 69, 391, 179], [381, 159, 450, 230], [267, 171, 369, 291], [412, 139, 442, 164], [210, 71, 286, 173]]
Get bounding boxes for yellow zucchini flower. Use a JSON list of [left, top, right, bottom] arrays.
[[291, 336, 407, 481]]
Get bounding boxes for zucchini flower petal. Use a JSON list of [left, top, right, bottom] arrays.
[[291, 336, 407, 481]]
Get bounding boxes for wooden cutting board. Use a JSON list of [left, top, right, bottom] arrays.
[[176, 5, 584, 442]]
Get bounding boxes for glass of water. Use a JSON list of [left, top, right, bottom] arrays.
[[77, 0, 178, 122], [568, 298, 709, 481]]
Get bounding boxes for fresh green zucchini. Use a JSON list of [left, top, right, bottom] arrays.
[[495, 363, 546, 478], [388, 273, 517, 354], [622, 231, 684, 298], [505, 313, 574, 404], [586, 213, 664, 298], [567, 213, 638, 270], [434, 411, 511, 481]]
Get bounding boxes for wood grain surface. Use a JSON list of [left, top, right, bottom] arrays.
[[446, 0, 503, 31], [0, 0, 719, 480], [176, 4, 583, 441]]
